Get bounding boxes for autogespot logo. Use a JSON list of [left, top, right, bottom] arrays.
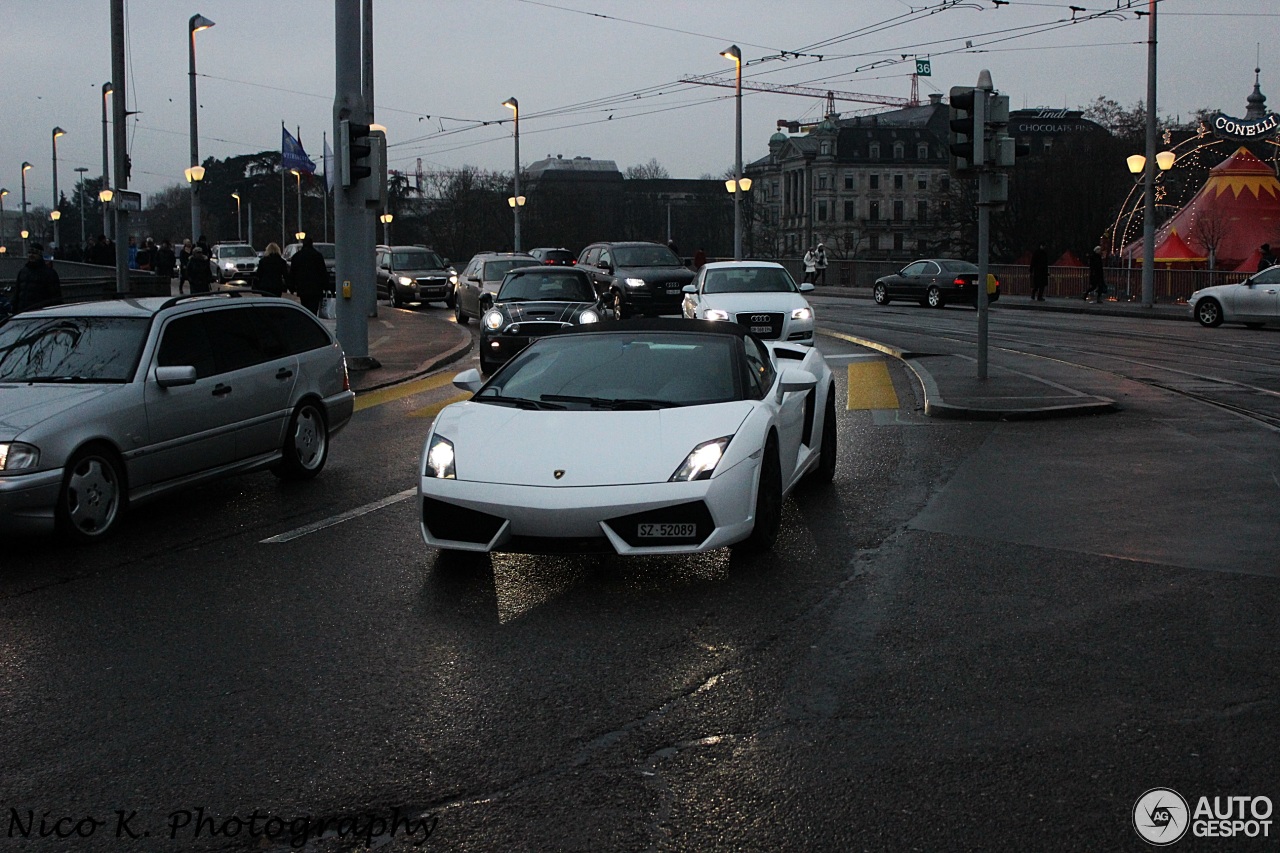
[[1134, 788, 1190, 845]]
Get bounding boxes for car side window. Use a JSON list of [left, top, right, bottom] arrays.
[[740, 336, 775, 400], [376, 250, 388, 268], [203, 307, 290, 374], [921, 261, 941, 276], [599, 249, 612, 268], [902, 262, 927, 276], [1253, 267, 1280, 285], [579, 247, 598, 266], [261, 306, 331, 355], [156, 314, 217, 378]]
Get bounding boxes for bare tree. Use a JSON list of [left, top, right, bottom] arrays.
[[624, 158, 670, 180], [1189, 208, 1230, 269]]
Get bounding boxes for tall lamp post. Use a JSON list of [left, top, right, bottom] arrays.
[[721, 45, 744, 260], [101, 82, 113, 238], [379, 212, 393, 244], [1126, 149, 1175, 296], [51, 126, 66, 251], [0, 188, 8, 252], [231, 192, 242, 241], [20, 161, 33, 253], [188, 13, 215, 241], [290, 169, 303, 238], [502, 97, 521, 252], [74, 166, 89, 249]]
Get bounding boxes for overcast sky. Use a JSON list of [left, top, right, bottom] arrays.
[[4, 0, 1277, 206]]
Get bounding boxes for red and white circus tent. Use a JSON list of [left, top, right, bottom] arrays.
[[1123, 147, 1280, 269]]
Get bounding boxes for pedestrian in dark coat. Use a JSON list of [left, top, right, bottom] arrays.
[[153, 239, 177, 294], [693, 249, 707, 271], [289, 235, 329, 314], [1260, 244, 1277, 272], [255, 242, 289, 297], [12, 243, 63, 313], [1084, 245, 1106, 303], [178, 239, 193, 293], [186, 245, 212, 293], [1029, 244, 1049, 301]]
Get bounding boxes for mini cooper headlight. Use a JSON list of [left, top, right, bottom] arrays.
[[670, 436, 732, 482], [792, 306, 813, 321], [705, 309, 731, 321], [625, 277, 647, 288], [0, 442, 40, 473], [578, 309, 600, 324], [483, 310, 504, 331], [425, 434, 456, 479]]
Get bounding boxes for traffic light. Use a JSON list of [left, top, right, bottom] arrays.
[[948, 86, 984, 175], [340, 119, 372, 187]]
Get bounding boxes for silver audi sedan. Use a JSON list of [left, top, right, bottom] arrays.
[[0, 293, 354, 541]]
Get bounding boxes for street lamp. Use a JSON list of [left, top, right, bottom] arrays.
[[231, 192, 242, 241], [188, 13, 215, 241], [721, 44, 744, 260], [502, 97, 521, 252], [51, 126, 66, 251], [0, 188, 8, 252], [49, 209, 61, 246], [379, 212, 393, 244], [102, 82, 113, 237], [74, 166, 89, 248], [294, 231, 305, 242], [20, 161, 33, 253], [290, 169, 303, 239]]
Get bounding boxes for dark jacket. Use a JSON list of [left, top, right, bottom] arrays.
[[1260, 250, 1277, 272], [13, 259, 63, 313], [1088, 251, 1105, 288], [256, 253, 289, 296], [186, 250, 212, 292], [1030, 247, 1049, 283], [153, 245, 177, 279], [289, 244, 329, 300]]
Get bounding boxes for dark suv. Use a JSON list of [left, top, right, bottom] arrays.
[[376, 245, 454, 308], [577, 241, 694, 318], [529, 247, 576, 266]]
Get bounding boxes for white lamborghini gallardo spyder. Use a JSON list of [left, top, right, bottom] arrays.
[[418, 319, 837, 556]]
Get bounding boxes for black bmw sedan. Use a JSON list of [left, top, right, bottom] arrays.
[[873, 258, 1000, 309]]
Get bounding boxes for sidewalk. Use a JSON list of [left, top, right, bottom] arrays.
[[319, 306, 472, 393]]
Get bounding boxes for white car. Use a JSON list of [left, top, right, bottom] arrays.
[[208, 243, 259, 283], [682, 261, 816, 344], [418, 319, 837, 556], [1189, 266, 1280, 328]]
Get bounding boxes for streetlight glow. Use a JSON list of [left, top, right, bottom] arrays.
[[503, 97, 522, 252], [722, 44, 745, 260], [189, 13, 216, 241], [51, 126, 66, 250], [20, 161, 33, 254]]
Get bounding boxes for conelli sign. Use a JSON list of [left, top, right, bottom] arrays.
[[1212, 112, 1279, 141]]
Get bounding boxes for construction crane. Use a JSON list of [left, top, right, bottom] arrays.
[[680, 75, 921, 134]]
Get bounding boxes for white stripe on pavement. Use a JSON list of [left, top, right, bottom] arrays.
[[261, 488, 416, 543]]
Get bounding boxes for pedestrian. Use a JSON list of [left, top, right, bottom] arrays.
[[186, 243, 212, 293], [814, 242, 829, 285], [1029, 244, 1049, 302], [1084, 245, 1106, 303], [1260, 243, 1277, 272], [127, 235, 139, 270], [12, 242, 62, 314], [692, 248, 707, 271], [802, 246, 817, 284], [256, 242, 289, 297], [153, 239, 177, 294], [289, 234, 328, 315], [88, 234, 113, 266], [178, 238, 193, 293]]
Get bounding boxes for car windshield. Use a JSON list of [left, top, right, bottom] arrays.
[[938, 260, 978, 273], [475, 332, 741, 409], [393, 249, 445, 270], [483, 259, 535, 281], [612, 246, 682, 267], [497, 271, 596, 303], [0, 316, 150, 383], [220, 245, 255, 259], [703, 267, 797, 295]]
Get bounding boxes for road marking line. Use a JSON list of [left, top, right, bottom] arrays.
[[410, 392, 471, 418], [847, 361, 900, 410], [354, 372, 459, 411], [261, 488, 416, 543]]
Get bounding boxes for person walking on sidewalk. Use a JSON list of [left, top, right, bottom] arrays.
[[1259, 243, 1277, 272], [12, 242, 62, 314], [256, 243, 289, 297], [186, 244, 212, 293], [1029, 244, 1049, 301], [289, 235, 329, 315], [802, 246, 817, 284], [1084, 245, 1106, 303], [814, 243, 829, 285]]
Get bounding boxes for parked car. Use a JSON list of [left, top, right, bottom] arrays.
[[577, 241, 695, 319], [376, 245, 454, 308], [873, 258, 1001, 309], [478, 266, 603, 375], [0, 292, 354, 541], [682, 261, 815, 344], [419, 319, 837, 556], [283, 241, 337, 286], [453, 252, 536, 325], [209, 243, 259, 284], [528, 247, 577, 266], [1189, 265, 1280, 328]]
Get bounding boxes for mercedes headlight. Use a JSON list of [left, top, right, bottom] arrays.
[[670, 436, 732, 482], [425, 434, 456, 479], [792, 306, 813, 321], [705, 309, 731, 321], [0, 442, 40, 473], [578, 309, 600, 324], [625, 277, 647, 288], [483, 309, 504, 331]]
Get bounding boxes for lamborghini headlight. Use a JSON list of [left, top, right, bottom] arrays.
[[792, 306, 813, 321], [425, 434, 456, 479], [0, 442, 40, 473], [705, 309, 731, 321], [670, 436, 732, 482], [483, 310, 504, 331], [578, 309, 600, 324]]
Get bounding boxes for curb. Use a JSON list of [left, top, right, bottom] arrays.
[[352, 325, 474, 395], [811, 286, 1190, 322]]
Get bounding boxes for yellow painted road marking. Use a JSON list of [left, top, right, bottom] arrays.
[[847, 361, 900, 410], [354, 372, 459, 412], [409, 392, 472, 418]]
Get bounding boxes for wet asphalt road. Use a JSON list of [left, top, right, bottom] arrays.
[[2, 302, 1277, 852]]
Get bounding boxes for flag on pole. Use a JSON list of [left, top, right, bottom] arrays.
[[324, 136, 335, 193], [282, 124, 316, 174]]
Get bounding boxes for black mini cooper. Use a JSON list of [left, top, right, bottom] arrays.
[[478, 266, 605, 375]]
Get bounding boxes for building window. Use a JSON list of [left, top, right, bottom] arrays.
[[917, 200, 928, 222], [869, 234, 880, 251], [894, 174, 904, 190], [918, 177, 928, 191], [817, 200, 828, 222], [893, 142, 905, 160], [917, 143, 929, 160], [869, 174, 880, 190], [820, 142, 831, 155], [893, 199, 904, 221], [844, 200, 855, 221], [894, 233, 904, 251], [941, 176, 951, 191], [818, 175, 828, 190], [844, 175, 854, 190], [869, 200, 881, 221], [869, 143, 880, 160]]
